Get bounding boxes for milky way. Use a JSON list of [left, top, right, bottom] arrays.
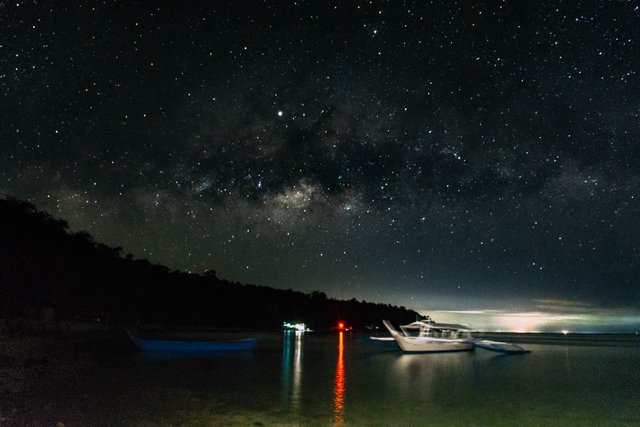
[[2, 1, 639, 323]]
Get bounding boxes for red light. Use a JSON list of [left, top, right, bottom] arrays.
[[338, 322, 344, 329]]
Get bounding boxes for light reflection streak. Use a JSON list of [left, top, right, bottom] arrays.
[[281, 330, 303, 414], [333, 332, 345, 425]]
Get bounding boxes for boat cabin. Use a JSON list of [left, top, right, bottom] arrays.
[[399, 320, 473, 339]]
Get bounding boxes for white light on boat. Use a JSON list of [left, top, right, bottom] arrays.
[[284, 322, 310, 332]]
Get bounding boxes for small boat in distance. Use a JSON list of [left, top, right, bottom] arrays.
[[382, 319, 475, 353], [127, 329, 258, 352]]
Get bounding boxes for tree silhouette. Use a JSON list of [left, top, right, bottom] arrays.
[[0, 197, 418, 329]]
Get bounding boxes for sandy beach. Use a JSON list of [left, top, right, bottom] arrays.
[[0, 319, 130, 426]]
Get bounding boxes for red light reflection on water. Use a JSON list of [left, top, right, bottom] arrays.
[[333, 331, 345, 425]]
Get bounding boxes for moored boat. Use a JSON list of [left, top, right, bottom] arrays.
[[378, 318, 530, 354], [382, 320, 474, 353], [127, 330, 258, 352], [469, 339, 530, 354]]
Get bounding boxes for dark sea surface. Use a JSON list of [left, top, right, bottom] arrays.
[[7, 331, 640, 426]]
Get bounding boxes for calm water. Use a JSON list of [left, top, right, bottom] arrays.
[[11, 332, 640, 426]]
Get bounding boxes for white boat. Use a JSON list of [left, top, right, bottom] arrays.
[[379, 318, 530, 354], [382, 319, 474, 353]]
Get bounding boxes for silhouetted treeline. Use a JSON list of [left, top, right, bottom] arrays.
[[0, 197, 418, 329]]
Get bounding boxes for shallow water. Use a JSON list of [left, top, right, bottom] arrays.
[[6, 332, 640, 426]]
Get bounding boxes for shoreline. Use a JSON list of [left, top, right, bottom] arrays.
[[0, 321, 135, 426], [2, 322, 640, 426]]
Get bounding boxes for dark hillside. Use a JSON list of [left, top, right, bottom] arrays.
[[0, 197, 417, 329]]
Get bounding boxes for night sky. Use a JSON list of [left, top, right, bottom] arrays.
[[3, 1, 640, 330]]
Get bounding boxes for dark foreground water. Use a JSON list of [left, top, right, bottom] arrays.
[[6, 332, 640, 426]]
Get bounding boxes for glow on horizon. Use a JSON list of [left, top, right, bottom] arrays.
[[424, 308, 640, 333]]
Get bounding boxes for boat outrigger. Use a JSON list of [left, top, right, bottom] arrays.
[[379, 318, 530, 354], [471, 339, 530, 354]]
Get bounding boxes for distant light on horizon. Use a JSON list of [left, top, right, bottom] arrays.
[[425, 308, 640, 333]]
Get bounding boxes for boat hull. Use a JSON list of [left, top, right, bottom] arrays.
[[382, 320, 474, 353], [128, 330, 258, 352], [394, 336, 474, 353]]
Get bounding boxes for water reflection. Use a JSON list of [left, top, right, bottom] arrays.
[[390, 353, 472, 397], [281, 330, 303, 414], [333, 332, 345, 425]]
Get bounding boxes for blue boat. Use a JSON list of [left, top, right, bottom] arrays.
[[127, 330, 258, 352]]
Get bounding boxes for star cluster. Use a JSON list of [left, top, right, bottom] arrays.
[[2, 1, 639, 316]]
